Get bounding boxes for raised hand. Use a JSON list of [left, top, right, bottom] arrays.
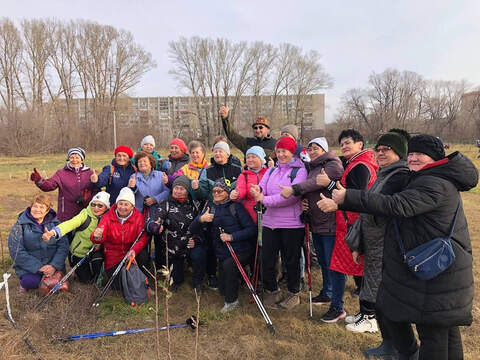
[[332, 182, 346, 205], [200, 207, 214, 223], [128, 174, 136, 188], [267, 157, 274, 168], [316, 168, 331, 188], [90, 169, 98, 183], [279, 185, 294, 199], [191, 179, 199, 190], [30, 168, 42, 183], [162, 172, 168, 184], [93, 225, 104, 241], [219, 105, 229, 119], [316, 193, 338, 213], [42, 226, 56, 242], [230, 189, 239, 200]]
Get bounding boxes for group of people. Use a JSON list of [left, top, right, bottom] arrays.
[[7, 104, 477, 360]]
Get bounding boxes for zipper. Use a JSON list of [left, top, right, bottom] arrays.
[[411, 246, 444, 272], [62, 197, 65, 213]]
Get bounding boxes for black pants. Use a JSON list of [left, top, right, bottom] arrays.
[[105, 248, 150, 291], [218, 250, 251, 303], [262, 227, 304, 294], [189, 245, 207, 287], [206, 236, 217, 277], [71, 250, 104, 284], [382, 314, 463, 360], [360, 299, 376, 315]]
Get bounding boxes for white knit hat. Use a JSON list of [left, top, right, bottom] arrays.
[[141, 135, 155, 148], [308, 137, 329, 152], [116, 187, 135, 206], [213, 141, 230, 155], [90, 191, 111, 209]]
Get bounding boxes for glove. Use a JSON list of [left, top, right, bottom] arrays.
[[30, 168, 42, 183]]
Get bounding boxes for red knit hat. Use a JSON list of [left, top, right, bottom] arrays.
[[114, 145, 133, 158], [275, 136, 297, 155], [170, 138, 187, 154]]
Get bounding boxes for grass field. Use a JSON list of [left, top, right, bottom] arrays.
[[0, 146, 479, 359]]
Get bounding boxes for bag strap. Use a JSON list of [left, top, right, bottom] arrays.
[[447, 200, 461, 239], [341, 210, 350, 226]]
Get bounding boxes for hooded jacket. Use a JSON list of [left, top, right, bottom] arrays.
[[233, 167, 267, 223], [343, 151, 477, 326], [95, 159, 136, 203]]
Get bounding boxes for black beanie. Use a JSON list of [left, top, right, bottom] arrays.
[[212, 177, 232, 193], [408, 134, 445, 161], [172, 175, 190, 191], [376, 129, 410, 159]]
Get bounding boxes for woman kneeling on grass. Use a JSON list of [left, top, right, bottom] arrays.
[[42, 191, 111, 284], [8, 194, 69, 294]]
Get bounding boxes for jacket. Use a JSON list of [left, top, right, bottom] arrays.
[[343, 151, 477, 326], [189, 200, 255, 260], [35, 164, 96, 221], [8, 208, 69, 278], [330, 149, 378, 276], [174, 159, 208, 180], [259, 157, 308, 229], [91, 204, 149, 270], [94, 159, 136, 203], [130, 170, 170, 214], [292, 151, 344, 234], [233, 167, 267, 223], [166, 153, 190, 176]]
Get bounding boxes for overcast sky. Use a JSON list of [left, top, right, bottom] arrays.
[[2, 0, 480, 122]]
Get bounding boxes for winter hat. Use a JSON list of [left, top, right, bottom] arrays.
[[275, 136, 297, 155], [67, 147, 85, 162], [116, 187, 135, 206], [90, 191, 111, 209], [252, 117, 270, 129], [376, 129, 410, 159], [114, 145, 134, 159], [408, 134, 445, 161], [281, 124, 299, 141], [213, 141, 231, 156], [141, 135, 155, 148], [170, 138, 187, 154], [173, 175, 190, 192], [246, 146, 266, 165], [212, 177, 232, 193], [308, 137, 329, 152]]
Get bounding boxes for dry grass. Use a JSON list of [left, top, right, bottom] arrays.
[[0, 146, 479, 359]]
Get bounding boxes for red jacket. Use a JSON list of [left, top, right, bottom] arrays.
[[330, 150, 378, 276], [91, 204, 149, 270], [233, 167, 267, 224]]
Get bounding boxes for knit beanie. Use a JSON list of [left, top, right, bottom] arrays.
[[275, 136, 297, 155], [170, 138, 187, 154], [116, 187, 135, 206], [408, 134, 445, 161], [246, 146, 266, 164], [281, 124, 299, 141], [376, 129, 410, 159], [114, 145, 134, 158], [212, 177, 232, 193], [213, 141, 231, 156], [90, 191, 111, 209], [172, 175, 190, 192], [252, 116, 270, 129], [141, 135, 155, 148], [67, 147, 85, 162], [308, 137, 329, 152]]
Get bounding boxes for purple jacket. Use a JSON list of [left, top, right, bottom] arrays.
[[35, 165, 96, 222], [259, 157, 307, 229]]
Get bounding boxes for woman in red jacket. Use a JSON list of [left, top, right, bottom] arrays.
[[91, 187, 150, 289]]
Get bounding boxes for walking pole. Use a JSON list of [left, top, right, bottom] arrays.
[[304, 223, 313, 317], [252, 202, 264, 298], [220, 229, 275, 334], [35, 246, 96, 311], [92, 228, 145, 307]]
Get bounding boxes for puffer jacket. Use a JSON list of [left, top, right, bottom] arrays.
[[174, 159, 208, 180], [343, 151, 477, 326], [90, 204, 149, 270], [166, 153, 190, 176], [233, 167, 267, 223], [94, 159, 136, 203], [259, 157, 308, 229], [8, 209, 68, 278], [35, 164, 96, 221]]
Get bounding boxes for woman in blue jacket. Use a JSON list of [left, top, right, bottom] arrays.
[[8, 194, 69, 293]]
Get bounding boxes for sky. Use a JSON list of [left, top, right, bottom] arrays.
[[2, 0, 480, 123]]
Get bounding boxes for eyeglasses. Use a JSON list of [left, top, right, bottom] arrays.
[[374, 146, 392, 154], [91, 203, 105, 208], [212, 189, 226, 194], [253, 125, 264, 130]]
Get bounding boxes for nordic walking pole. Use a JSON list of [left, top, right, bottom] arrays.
[[58, 316, 199, 342], [220, 229, 275, 334], [92, 228, 145, 307], [305, 223, 313, 317], [35, 246, 96, 311], [252, 202, 263, 295]]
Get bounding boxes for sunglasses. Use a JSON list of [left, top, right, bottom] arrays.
[[91, 202, 106, 208], [253, 125, 264, 130], [374, 146, 392, 153], [212, 189, 226, 194]]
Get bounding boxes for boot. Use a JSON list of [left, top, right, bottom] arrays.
[[263, 289, 282, 308], [364, 340, 398, 358]]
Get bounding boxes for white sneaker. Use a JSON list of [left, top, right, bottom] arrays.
[[220, 300, 239, 313], [346, 314, 378, 333], [345, 312, 362, 324]]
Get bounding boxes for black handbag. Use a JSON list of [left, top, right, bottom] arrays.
[[342, 211, 362, 252]]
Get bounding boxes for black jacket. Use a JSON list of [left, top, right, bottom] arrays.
[[343, 151, 478, 327]]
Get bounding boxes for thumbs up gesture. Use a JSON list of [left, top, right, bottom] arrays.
[[90, 169, 98, 183], [162, 172, 168, 185], [93, 225, 105, 241], [200, 207, 214, 223], [42, 227, 56, 242], [279, 185, 294, 199], [191, 179, 199, 190], [219, 105, 229, 119], [230, 189, 239, 200], [30, 168, 42, 183], [316, 193, 338, 213], [332, 182, 346, 205], [128, 174, 136, 188], [316, 168, 331, 187]]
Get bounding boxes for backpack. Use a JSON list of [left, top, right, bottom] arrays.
[[268, 166, 300, 183], [120, 258, 150, 307]]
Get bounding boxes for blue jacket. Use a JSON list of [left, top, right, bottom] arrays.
[[189, 200, 255, 260], [130, 170, 170, 214], [94, 159, 136, 203], [8, 208, 69, 278]]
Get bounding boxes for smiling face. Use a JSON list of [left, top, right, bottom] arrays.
[[213, 148, 228, 165], [190, 146, 204, 163], [407, 152, 435, 172], [253, 124, 268, 139], [30, 201, 50, 223], [275, 148, 294, 164], [173, 185, 188, 198], [306, 143, 325, 161], [141, 143, 154, 154], [137, 156, 152, 174], [170, 144, 182, 158], [116, 200, 134, 217], [69, 154, 83, 167], [212, 187, 228, 204], [340, 137, 363, 159], [246, 153, 262, 170], [90, 201, 108, 217], [375, 146, 400, 168], [115, 152, 130, 166]]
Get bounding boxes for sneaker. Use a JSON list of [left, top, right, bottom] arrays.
[[220, 299, 239, 313], [263, 289, 283, 308], [346, 314, 378, 333], [278, 291, 300, 309], [207, 275, 219, 290], [311, 292, 331, 305], [345, 312, 362, 324], [320, 307, 346, 323]]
